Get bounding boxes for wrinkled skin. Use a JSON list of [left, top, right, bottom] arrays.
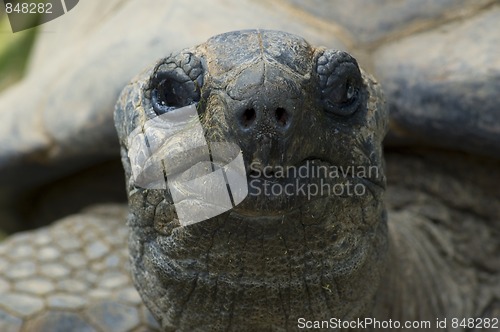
[[115, 30, 388, 330]]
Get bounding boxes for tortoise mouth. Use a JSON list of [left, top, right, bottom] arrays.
[[232, 157, 384, 216], [149, 155, 384, 225]]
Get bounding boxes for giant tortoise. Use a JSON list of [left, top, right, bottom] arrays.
[[0, 1, 499, 331]]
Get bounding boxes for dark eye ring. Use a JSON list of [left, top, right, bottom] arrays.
[[149, 52, 204, 116], [321, 76, 361, 116], [152, 78, 190, 115], [316, 50, 363, 116]]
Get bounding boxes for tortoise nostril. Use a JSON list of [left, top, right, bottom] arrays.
[[275, 107, 288, 127], [240, 108, 256, 128]]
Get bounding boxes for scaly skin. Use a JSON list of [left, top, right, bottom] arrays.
[[0, 152, 498, 331], [0, 205, 160, 331], [114, 30, 500, 331], [115, 30, 388, 330]]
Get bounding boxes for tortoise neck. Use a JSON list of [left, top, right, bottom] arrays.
[[371, 214, 473, 324]]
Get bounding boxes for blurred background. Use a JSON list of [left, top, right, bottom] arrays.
[[0, 11, 37, 93]]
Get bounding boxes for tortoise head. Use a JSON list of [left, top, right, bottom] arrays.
[[115, 29, 388, 330]]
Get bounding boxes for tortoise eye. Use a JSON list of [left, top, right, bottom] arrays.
[[152, 77, 198, 114], [346, 82, 356, 101], [316, 50, 362, 116], [151, 52, 204, 115]]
